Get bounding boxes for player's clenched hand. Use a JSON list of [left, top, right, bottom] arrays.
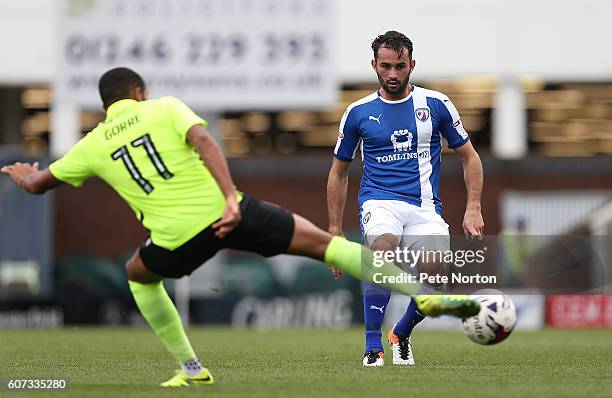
[[327, 226, 344, 279], [463, 207, 484, 239], [1, 162, 39, 189], [329, 266, 343, 279], [213, 196, 241, 238]]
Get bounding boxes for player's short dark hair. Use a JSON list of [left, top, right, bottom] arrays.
[[371, 31, 414, 60], [98, 67, 146, 109]]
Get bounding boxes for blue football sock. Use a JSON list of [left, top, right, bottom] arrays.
[[363, 282, 391, 353], [393, 298, 426, 338]]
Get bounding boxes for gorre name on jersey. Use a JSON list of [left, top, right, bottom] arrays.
[[104, 115, 141, 140]]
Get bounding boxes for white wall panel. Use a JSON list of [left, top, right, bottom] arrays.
[[1, 0, 611, 84]]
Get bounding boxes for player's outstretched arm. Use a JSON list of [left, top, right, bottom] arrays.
[[186, 125, 240, 238], [326, 158, 350, 237], [454, 141, 484, 237], [1, 162, 63, 194], [326, 158, 351, 278]]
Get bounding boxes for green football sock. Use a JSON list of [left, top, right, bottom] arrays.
[[324, 236, 420, 296], [128, 280, 196, 364]]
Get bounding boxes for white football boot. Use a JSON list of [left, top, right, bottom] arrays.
[[362, 349, 384, 367], [388, 326, 415, 366]]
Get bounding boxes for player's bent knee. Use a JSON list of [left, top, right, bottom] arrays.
[[125, 250, 162, 284], [370, 234, 398, 252], [418, 258, 449, 276], [125, 258, 142, 282], [418, 256, 449, 289]]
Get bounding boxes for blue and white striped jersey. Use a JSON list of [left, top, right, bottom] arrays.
[[334, 86, 469, 215]]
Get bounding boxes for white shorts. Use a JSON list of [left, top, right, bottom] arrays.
[[360, 199, 450, 248]]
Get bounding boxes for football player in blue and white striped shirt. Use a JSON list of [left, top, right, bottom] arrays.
[[327, 31, 484, 367]]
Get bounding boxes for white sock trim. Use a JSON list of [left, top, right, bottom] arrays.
[[181, 358, 204, 376]]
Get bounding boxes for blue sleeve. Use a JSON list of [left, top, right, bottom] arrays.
[[334, 106, 361, 162], [436, 96, 469, 149]]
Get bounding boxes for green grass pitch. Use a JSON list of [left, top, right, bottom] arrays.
[[1, 327, 611, 398]]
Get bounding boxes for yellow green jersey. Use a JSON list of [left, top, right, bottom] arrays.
[[49, 96, 238, 250]]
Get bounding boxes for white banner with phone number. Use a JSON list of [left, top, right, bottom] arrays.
[[56, 0, 337, 110]]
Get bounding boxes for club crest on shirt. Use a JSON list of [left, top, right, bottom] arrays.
[[415, 108, 430, 122]]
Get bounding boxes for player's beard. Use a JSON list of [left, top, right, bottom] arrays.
[[377, 72, 411, 97]]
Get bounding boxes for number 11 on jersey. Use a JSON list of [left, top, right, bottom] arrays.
[[111, 133, 173, 194]]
